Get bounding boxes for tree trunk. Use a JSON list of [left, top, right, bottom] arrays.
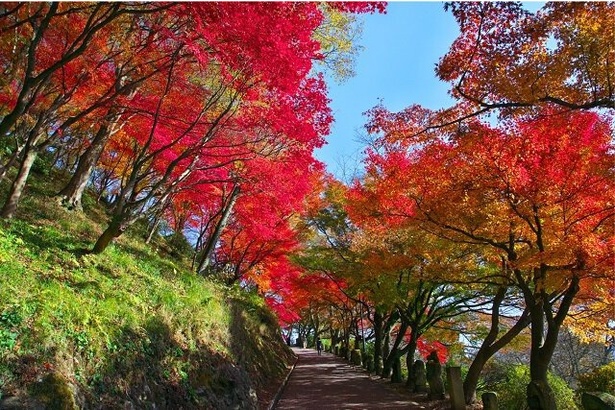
[[527, 350, 556, 410], [145, 215, 162, 244], [57, 122, 110, 210], [197, 184, 240, 275], [330, 328, 339, 351], [0, 142, 24, 181], [405, 337, 418, 387], [527, 295, 558, 410], [525, 272, 579, 410], [381, 331, 392, 378], [383, 321, 408, 382], [391, 355, 403, 383], [0, 148, 38, 219], [373, 311, 383, 376], [90, 214, 128, 254], [464, 288, 530, 404]]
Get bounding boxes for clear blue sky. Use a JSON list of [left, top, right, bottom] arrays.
[[314, 2, 458, 178]]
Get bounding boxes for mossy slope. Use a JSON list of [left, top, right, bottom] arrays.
[[0, 169, 295, 409]]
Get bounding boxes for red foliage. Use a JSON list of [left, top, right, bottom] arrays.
[[417, 338, 448, 363]]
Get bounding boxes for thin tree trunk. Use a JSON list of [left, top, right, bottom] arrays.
[[374, 311, 384, 376], [197, 184, 240, 275], [57, 122, 111, 210], [0, 148, 37, 219], [145, 215, 162, 244], [463, 288, 530, 404], [381, 334, 392, 378], [0, 142, 24, 181]]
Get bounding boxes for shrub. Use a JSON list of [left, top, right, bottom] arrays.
[[165, 232, 194, 260], [364, 353, 374, 372], [494, 365, 578, 410], [578, 362, 615, 394], [351, 349, 362, 366]]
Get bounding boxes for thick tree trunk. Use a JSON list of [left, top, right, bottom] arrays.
[[527, 349, 556, 410], [391, 355, 403, 383], [405, 337, 418, 387], [527, 296, 558, 410], [0, 148, 38, 219], [525, 272, 579, 410], [90, 214, 128, 254], [383, 321, 408, 382], [330, 328, 339, 351]]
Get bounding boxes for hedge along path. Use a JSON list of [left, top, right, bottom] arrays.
[[274, 348, 431, 409]]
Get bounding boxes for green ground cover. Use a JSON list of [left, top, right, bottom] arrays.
[[0, 168, 293, 408]]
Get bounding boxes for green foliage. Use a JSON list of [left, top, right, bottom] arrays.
[[578, 362, 615, 394], [315, 4, 364, 83], [0, 306, 22, 351], [165, 232, 194, 260], [492, 365, 579, 410], [30, 151, 55, 177]]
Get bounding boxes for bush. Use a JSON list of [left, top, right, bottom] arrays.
[[31, 150, 55, 177], [578, 362, 615, 394], [165, 232, 194, 260], [351, 349, 362, 366], [364, 353, 374, 372], [493, 365, 578, 410]]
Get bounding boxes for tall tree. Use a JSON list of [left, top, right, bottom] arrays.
[[86, 2, 341, 253]]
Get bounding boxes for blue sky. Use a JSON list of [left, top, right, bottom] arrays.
[[315, 2, 459, 178]]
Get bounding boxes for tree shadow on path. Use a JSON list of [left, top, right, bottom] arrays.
[[275, 348, 446, 409]]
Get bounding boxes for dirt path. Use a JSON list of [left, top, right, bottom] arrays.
[[274, 348, 442, 409]]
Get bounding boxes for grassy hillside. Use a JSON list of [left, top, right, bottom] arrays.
[[0, 165, 295, 409]]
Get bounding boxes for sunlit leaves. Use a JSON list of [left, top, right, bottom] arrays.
[[438, 2, 615, 113]]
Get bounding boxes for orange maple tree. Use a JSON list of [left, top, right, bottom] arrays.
[[355, 106, 614, 407]]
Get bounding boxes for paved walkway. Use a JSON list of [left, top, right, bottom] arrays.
[[274, 348, 432, 409]]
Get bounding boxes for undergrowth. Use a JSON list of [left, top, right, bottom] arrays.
[[0, 170, 294, 407]]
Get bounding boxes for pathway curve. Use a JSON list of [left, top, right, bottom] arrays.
[[274, 348, 436, 409]]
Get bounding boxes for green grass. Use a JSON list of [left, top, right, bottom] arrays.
[[0, 169, 294, 407]]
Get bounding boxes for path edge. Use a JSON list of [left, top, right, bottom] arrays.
[[267, 352, 299, 410]]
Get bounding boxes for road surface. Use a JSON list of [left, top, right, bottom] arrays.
[[274, 348, 439, 409]]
